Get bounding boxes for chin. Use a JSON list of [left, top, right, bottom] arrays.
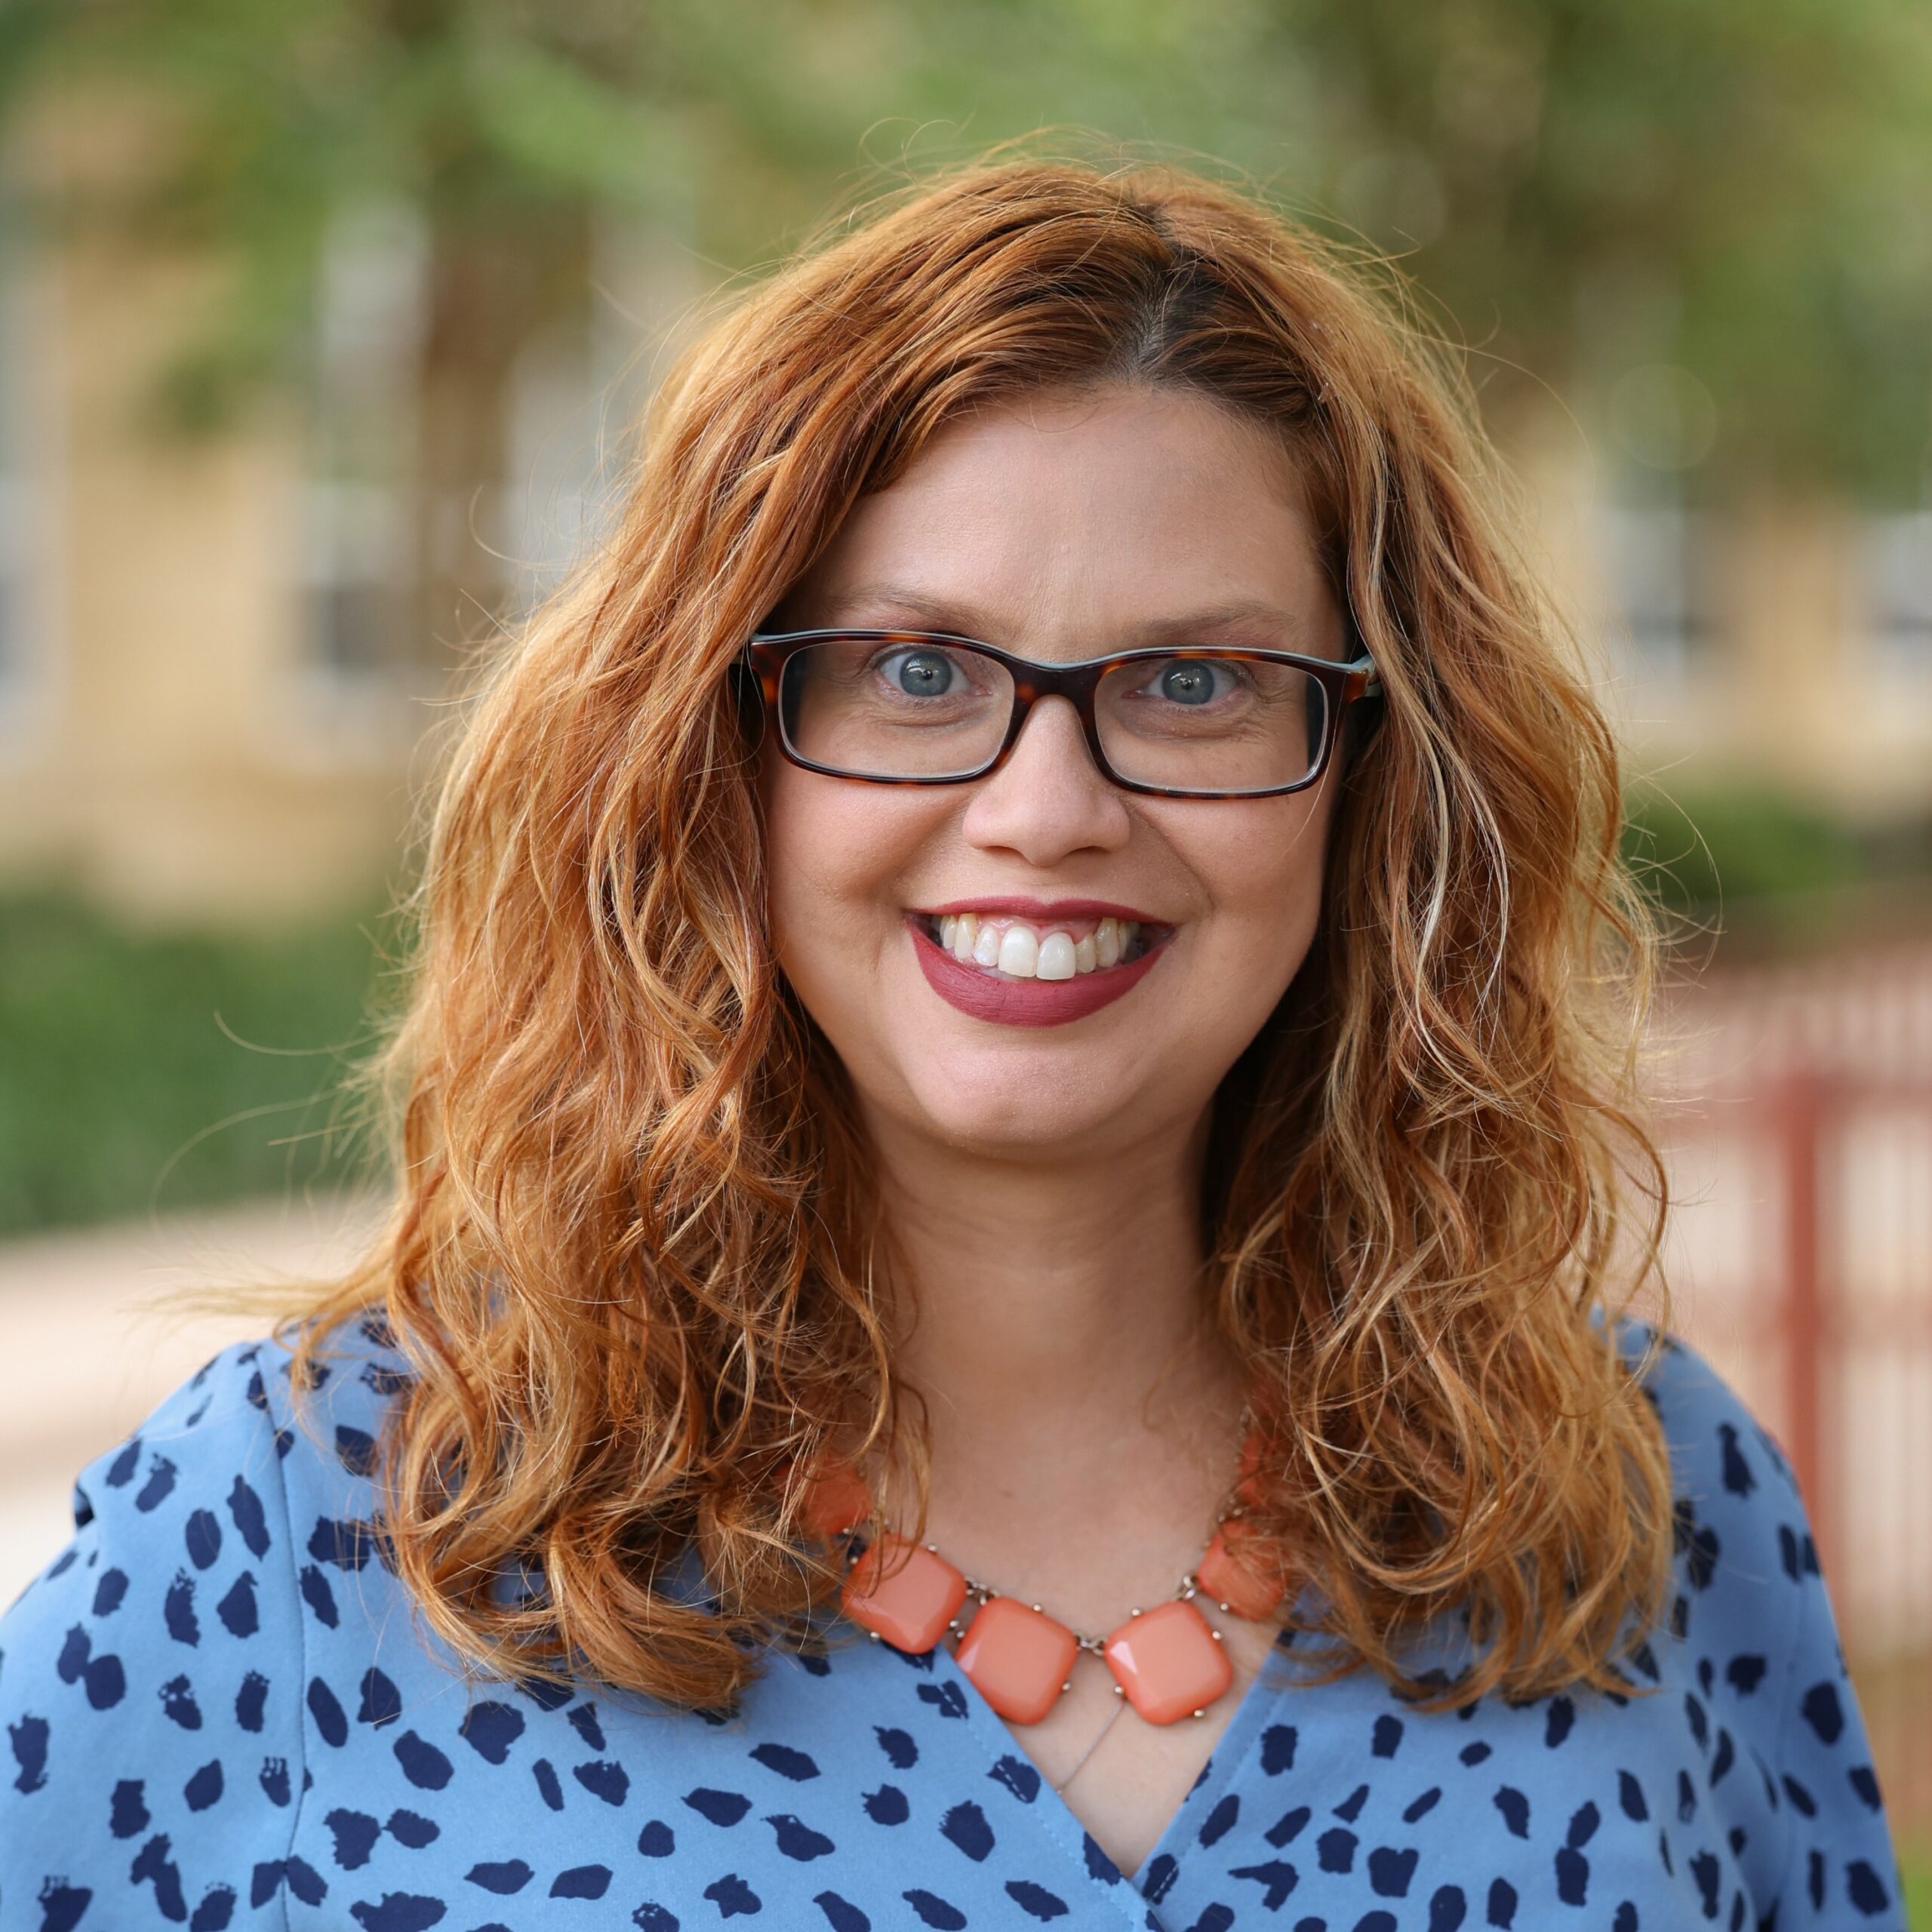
[[895, 1049, 1164, 1158]]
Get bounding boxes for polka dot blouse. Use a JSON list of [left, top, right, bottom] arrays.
[[0, 1318, 1904, 1930]]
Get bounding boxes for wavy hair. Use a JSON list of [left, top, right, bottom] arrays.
[[291, 155, 1674, 1712]]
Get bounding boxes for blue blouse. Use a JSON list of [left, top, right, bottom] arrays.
[[0, 1315, 1904, 1932]]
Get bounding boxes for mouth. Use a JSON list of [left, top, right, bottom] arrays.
[[917, 906, 1165, 979], [904, 901, 1175, 1028]]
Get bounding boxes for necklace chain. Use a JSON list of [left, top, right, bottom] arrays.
[[1051, 1696, 1130, 1795], [943, 1550, 1214, 1653]]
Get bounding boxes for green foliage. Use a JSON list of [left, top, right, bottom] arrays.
[[1274, 0, 1932, 494], [0, 896, 387, 1235], [1620, 781, 1932, 961], [1623, 783, 1870, 917], [6, 0, 1930, 494], [32, 0, 699, 429]]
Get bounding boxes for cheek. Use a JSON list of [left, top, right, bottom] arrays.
[[1173, 792, 1334, 989], [763, 768, 863, 979], [761, 761, 946, 1008]]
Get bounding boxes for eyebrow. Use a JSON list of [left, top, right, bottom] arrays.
[[822, 583, 1326, 651]]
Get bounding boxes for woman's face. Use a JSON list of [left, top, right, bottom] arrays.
[[762, 383, 1348, 1164]]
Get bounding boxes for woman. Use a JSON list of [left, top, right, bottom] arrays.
[[0, 159, 1901, 1930]]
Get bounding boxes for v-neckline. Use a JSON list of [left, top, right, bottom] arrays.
[[921, 1624, 1296, 1925]]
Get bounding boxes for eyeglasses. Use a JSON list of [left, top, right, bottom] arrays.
[[743, 629, 1382, 800]]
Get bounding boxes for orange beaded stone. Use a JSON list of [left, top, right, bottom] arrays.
[[954, 1597, 1080, 1727], [842, 1536, 968, 1654], [798, 1460, 872, 1539], [1195, 1521, 1287, 1622], [1103, 1598, 1232, 1724]]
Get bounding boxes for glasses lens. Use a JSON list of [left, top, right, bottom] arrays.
[[1096, 654, 1329, 795], [779, 637, 1014, 779]]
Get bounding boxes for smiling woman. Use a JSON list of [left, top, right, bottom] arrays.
[[0, 158, 1903, 1927], [761, 387, 1361, 1167]]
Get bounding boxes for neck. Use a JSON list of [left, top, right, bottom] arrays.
[[867, 1104, 1243, 1484]]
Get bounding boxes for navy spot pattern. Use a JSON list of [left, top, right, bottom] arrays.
[[0, 1322, 1904, 1927]]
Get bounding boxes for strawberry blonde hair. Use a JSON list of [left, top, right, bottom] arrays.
[[292, 155, 1673, 1712]]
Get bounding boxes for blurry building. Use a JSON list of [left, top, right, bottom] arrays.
[[1549, 473, 1932, 819], [1, 195, 1928, 928], [0, 122, 697, 928], [1516, 352, 1932, 826]]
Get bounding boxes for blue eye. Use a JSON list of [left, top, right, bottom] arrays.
[[1158, 662, 1220, 706], [889, 651, 955, 696]]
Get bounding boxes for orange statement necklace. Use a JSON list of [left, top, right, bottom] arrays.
[[800, 1450, 1287, 1729]]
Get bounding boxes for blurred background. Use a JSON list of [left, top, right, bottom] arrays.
[[0, 0, 1927, 1903]]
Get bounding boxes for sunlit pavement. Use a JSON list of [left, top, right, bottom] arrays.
[[0, 1195, 382, 1611]]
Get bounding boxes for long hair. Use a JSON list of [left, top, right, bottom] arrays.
[[291, 155, 1674, 1712]]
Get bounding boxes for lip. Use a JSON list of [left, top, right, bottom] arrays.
[[908, 919, 1168, 1027], [912, 895, 1164, 924]]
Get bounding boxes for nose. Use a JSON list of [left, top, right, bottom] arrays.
[[958, 695, 1132, 866]]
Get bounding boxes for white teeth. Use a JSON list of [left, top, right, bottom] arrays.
[[1035, 932, 1077, 980], [997, 926, 1040, 978], [927, 912, 1147, 980]]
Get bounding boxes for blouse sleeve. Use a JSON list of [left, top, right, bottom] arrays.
[[0, 1340, 309, 1929], [1765, 1541, 1902, 1924], [1641, 1329, 1905, 1927]]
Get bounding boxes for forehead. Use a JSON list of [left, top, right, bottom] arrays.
[[786, 385, 1334, 651]]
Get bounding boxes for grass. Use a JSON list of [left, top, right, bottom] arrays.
[[0, 894, 390, 1235]]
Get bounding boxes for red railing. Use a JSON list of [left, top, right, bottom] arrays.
[[1657, 940, 1932, 1828]]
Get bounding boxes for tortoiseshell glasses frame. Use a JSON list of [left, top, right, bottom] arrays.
[[743, 628, 1383, 801]]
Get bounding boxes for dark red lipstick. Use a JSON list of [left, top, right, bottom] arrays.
[[908, 919, 1167, 1026]]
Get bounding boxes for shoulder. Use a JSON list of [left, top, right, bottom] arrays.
[[1622, 1319, 1792, 1476], [1621, 1315, 1789, 1478], [263, 1307, 419, 1528], [1617, 1318, 1812, 1573], [1613, 1321, 1902, 1921], [51, 1307, 417, 1601], [0, 1311, 417, 1920], [11, 1331, 300, 1629], [1612, 1318, 1817, 1633], [0, 1304, 415, 1641], [1606, 1327, 1821, 1791]]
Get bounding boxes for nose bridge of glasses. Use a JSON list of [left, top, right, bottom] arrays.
[[1008, 654, 1106, 734], [1003, 682, 1109, 779]]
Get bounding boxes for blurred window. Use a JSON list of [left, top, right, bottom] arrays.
[[496, 211, 683, 621], [300, 203, 426, 691], [1864, 512, 1932, 675], [1601, 500, 1715, 685], [500, 319, 604, 623], [303, 481, 411, 682]]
